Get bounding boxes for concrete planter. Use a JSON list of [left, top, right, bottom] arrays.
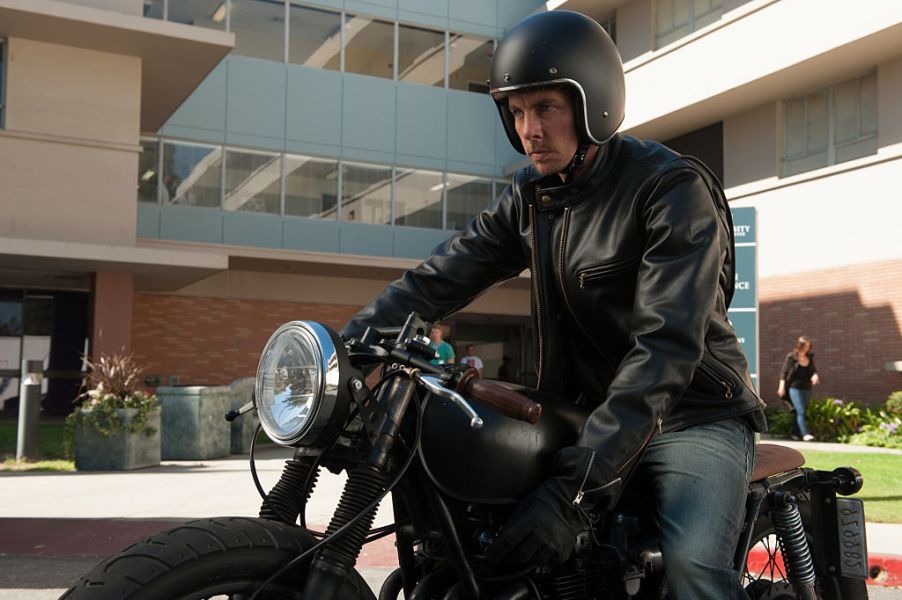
[[229, 377, 259, 454], [157, 385, 231, 460], [74, 408, 161, 471]]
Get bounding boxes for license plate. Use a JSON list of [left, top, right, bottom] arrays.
[[835, 498, 868, 579]]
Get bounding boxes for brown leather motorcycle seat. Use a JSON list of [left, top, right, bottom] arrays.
[[752, 443, 806, 482]]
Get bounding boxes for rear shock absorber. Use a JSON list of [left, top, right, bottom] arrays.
[[771, 491, 817, 600]]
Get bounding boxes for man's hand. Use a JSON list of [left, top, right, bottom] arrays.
[[486, 446, 620, 569]]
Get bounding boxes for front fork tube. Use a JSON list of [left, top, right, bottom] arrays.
[[302, 376, 416, 600]]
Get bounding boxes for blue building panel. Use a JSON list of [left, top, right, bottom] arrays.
[[160, 207, 224, 244], [283, 217, 341, 253], [342, 75, 396, 153], [343, 0, 396, 21], [339, 222, 395, 255], [449, 0, 496, 29], [136, 203, 161, 239], [165, 62, 227, 135], [222, 212, 283, 249], [398, 0, 447, 19], [447, 91, 496, 166], [286, 66, 342, 149], [396, 83, 447, 161], [393, 226, 451, 260], [160, 124, 226, 145], [226, 57, 287, 142]]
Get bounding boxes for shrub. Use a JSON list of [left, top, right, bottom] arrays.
[[847, 409, 902, 449], [65, 353, 159, 443], [885, 391, 902, 416], [805, 397, 868, 443], [765, 404, 795, 436]]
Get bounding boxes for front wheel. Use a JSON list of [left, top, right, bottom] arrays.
[[61, 516, 376, 600], [743, 492, 868, 600]]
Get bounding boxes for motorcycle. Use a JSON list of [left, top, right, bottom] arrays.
[[63, 313, 870, 599]]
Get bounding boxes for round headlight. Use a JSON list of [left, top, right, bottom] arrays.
[[255, 321, 345, 446]]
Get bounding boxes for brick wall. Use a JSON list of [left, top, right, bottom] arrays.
[[132, 294, 361, 387], [759, 259, 902, 407]]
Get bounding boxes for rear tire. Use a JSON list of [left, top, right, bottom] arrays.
[[743, 493, 868, 600], [61, 516, 376, 600]]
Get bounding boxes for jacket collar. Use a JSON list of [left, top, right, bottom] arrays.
[[526, 133, 623, 212]]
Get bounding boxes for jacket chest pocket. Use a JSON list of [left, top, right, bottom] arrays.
[[577, 255, 641, 288]]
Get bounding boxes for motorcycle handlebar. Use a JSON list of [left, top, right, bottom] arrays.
[[453, 369, 542, 424]]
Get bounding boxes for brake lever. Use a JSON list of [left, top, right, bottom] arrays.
[[416, 374, 483, 429]]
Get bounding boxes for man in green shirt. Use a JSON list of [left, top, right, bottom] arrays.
[[428, 324, 455, 366]]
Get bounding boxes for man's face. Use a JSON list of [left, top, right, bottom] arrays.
[[430, 327, 443, 343], [507, 88, 578, 177]]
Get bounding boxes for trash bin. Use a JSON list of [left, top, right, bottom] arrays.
[[157, 385, 230, 460], [229, 377, 259, 454]]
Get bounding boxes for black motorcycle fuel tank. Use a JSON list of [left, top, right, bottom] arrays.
[[419, 384, 589, 504]]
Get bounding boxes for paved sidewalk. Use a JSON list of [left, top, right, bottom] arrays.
[[1, 441, 899, 598]]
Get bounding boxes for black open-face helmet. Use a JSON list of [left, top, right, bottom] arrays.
[[489, 10, 625, 155]]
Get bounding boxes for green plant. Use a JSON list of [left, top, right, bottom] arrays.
[[804, 397, 867, 442], [847, 409, 902, 450], [764, 404, 795, 436], [884, 390, 902, 416], [65, 353, 159, 448]]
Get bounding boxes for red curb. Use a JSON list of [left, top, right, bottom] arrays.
[[747, 548, 902, 588]]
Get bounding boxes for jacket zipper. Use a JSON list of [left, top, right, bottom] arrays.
[[556, 207, 618, 374], [528, 203, 545, 388], [615, 416, 663, 476], [577, 256, 640, 288], [697, 359, 735, 399]]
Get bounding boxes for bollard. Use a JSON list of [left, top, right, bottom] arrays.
[[16, 359, 43, 462]]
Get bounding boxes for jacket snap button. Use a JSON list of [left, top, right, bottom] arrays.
[[540, 194, 552, 204]]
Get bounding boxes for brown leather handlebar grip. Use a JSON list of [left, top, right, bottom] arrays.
[[455, 369, 542, 424]]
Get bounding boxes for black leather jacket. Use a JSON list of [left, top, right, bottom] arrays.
[[343, 134, 766, 482]]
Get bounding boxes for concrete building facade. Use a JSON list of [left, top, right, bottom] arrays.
[[1, 0, 900, 414]]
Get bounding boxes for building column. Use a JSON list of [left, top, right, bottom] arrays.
[[90, 271, 134, 359]]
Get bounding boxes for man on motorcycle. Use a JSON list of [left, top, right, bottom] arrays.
[[342, 10, 767, 599]]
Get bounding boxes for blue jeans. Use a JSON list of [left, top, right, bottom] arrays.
[[633, 418, 755, 600], [788, 387, 811, 437]]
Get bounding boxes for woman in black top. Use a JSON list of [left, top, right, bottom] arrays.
[[777, 336, 821, 441]]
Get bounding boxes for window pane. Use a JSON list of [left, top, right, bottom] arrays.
[[224, 149, 281, 213], [398, 24, 444, 86], [0, 294, 22, 336], [449, 37, 493, 93], [835, 136, 877, 164], [782, 98, 805, 158], [693, 0, 721, 29], [806, 90, 828, 153], [657, 0, 674, 32], [833, 79, 858, 144], [23, 295, 53, 336], [143, 0, 165, 19], [859, 72, 877, 137], [446, 174, 492, 230], [674, 0, 690, 28], [230, 0, 285, 62], [288, 3, 341, 70], [162, 141, 222, 208], [341, 162, 392, 224], [168, 0, 226, 29], [285, 154, 338, 218], [395, 169, 443, 229], [138, 139, 159, 203], [344, 16, 393, 79]]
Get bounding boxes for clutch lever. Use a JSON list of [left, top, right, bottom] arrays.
[[416, 374, 484, 429]]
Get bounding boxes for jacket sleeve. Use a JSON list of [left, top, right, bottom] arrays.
[[781, 354, 794, 381], [576, 165, 727, 478], [809, 353, 817, 374], [341, 185, 528, 339]]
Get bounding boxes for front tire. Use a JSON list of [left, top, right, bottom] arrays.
[[743, 493, 868, 600], [61, 516, 376, 600]]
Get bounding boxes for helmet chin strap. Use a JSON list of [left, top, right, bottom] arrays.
[[562, 142, 592, 182]]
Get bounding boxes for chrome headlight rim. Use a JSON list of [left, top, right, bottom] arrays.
[[255, 320, 341, 447]]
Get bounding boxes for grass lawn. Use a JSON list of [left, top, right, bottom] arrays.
[[799, 450, 902, 524], [0, 420, 74, 471]]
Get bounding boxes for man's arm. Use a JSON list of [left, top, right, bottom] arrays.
[[576, 164, 727, 482], [341, 185, 527, 339]]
